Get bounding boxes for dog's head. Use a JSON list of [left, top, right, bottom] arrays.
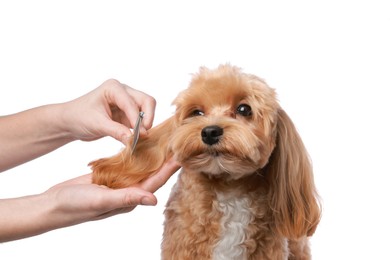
[[90, 64, 321, 238], [169, 65, 279, 180]]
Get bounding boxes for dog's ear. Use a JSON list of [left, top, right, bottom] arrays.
[[89, 117, 176, 189], [265, 109, 321, 239]]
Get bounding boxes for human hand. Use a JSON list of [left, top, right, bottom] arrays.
[[0, 158, 180, 242], [61, 79, 156, 144], [45, 158, 180, 223]]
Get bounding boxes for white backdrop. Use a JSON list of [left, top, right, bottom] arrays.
[[1, 1, 389, 259]]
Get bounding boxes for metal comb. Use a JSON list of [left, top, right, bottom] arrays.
[[131, 111, 144, 154]]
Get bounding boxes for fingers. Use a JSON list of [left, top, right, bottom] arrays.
[[103, 79, 156, 137], [123, 86, 156, 135], [90, 158, 179, 220], [90, 158, 179, 218], [99, 187, 157, 216], [103, 80, 140, 128], [88, 187, 158, 221], [119, 187, 157, 206], [101, 120, 132, 145], [140, 158, 181, 193], [128, 89, 156, 130]]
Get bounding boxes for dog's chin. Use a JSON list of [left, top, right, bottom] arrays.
[[179, 153, 260, 180]]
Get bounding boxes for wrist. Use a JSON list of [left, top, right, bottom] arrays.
[[45, 103, 77, 143], [0, 194, 56, 242]]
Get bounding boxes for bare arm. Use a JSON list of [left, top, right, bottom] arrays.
[[0, 79, 156, 172], [0, 79, 181, 243], [0, 159, 180, 242], [0, 104, 73, 172]]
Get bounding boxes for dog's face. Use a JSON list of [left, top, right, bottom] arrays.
[[168, 65, 280, 180]]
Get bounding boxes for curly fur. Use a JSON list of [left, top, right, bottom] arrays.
[[90, 64, 321, 259]]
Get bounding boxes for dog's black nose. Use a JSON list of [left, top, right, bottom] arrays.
[[201, 125, 223, 145]]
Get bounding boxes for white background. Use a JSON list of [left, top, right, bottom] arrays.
[[1, 1, 389, 259]]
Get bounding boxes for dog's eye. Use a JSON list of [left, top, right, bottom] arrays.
[[236, 104, 252, 117], [191, 109, 205, 117]]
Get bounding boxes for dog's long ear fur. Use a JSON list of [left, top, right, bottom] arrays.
[[265, 109, 321, 239], [90, 117, 175, 189]]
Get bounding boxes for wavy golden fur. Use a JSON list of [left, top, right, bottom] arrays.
[[90, 64, 321, 259]]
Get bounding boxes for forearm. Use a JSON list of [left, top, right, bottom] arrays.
[[0, 194, 57, 242], [0, 104, 74, 172]]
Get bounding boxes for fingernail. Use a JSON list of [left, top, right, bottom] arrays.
[[141, 196, 156, 206]]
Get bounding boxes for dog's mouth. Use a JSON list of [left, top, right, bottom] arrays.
[[203, 147, 233, 160], [209, 150, 221, 157], [178, 146, 261, 179]]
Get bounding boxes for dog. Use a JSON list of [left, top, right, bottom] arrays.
[[90, 64, 321, 259]]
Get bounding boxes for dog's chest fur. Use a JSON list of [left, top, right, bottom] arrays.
[[162, 170, 287, 260], [212, 191, 253, 259]]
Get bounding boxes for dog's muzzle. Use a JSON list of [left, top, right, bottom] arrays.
[[201, 125, 223, 145]]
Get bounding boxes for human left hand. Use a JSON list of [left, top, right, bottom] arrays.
[[45, 158, 180, 223]]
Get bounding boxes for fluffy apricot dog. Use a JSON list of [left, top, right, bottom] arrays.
[[90, 64, 321, 259]]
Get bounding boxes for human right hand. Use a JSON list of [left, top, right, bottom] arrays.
[[61, 79, 157, 144]]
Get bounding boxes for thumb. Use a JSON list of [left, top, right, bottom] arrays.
[[92, 187, 157, 220], [115, 187, 157, 207]]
